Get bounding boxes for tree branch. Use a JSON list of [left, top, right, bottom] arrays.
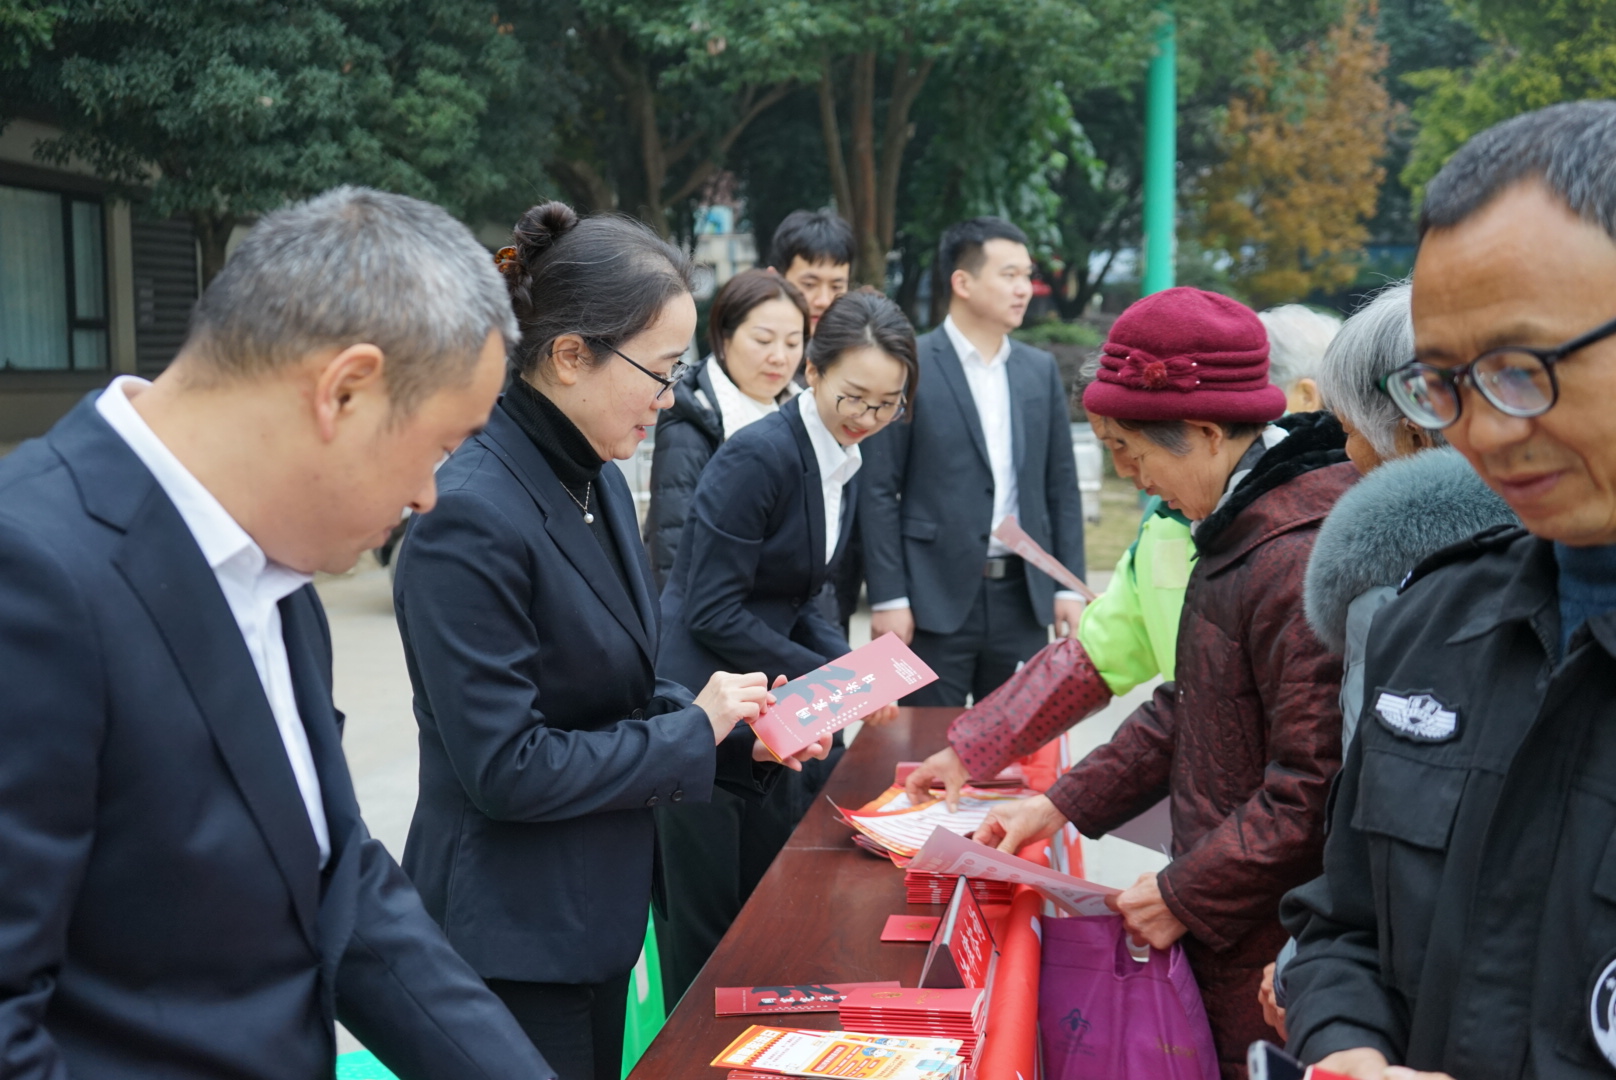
[[818, 53, 854, 226], [875, 51, 934, 252], [663, 82, 792, 207]]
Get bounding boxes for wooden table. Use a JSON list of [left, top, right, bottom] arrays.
[[627, 706, 961, 1079]]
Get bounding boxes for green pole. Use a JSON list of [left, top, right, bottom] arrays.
[[1141, 10, 1177, 295]]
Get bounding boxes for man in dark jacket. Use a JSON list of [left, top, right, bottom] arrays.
[[861, 217, 1086, 705], [979, 286, 1354, 1079], [1280, 101, 1616, 1080]]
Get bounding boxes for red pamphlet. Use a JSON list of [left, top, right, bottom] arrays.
[[715, 981, 903, 1017], [919, 876, 996, 990], [750, 634, 939, 761], [991, 514, 1097, 600], [880, 915, 941, 942]]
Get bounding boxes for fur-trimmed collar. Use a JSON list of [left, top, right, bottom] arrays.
[[1194, 411, 1349, 551]]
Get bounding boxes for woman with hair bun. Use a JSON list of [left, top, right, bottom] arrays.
[[653, 288, 920, 1002], [393, 203, 825, 1080]]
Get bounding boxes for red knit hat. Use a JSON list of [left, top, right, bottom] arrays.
[[1082, 286, 1286, 423]]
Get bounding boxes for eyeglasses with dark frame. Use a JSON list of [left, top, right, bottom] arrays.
[[1378, 312, 1616, 430], [592, 340, 693, 401], [833, 393, 907, 424]]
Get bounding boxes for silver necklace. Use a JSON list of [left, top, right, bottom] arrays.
[[562, 480, 594, 524]]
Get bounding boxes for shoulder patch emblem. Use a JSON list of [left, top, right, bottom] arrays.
[[1592, 953, 1616, 1069], [1374, 690, 1460, 742]]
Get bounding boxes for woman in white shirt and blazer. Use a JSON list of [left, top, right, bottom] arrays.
[[654, 289, 920, 1001]]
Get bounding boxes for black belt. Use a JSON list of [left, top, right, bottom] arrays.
[[983, 555, 1025, 580]]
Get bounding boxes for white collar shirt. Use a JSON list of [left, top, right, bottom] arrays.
[[96, 376, 331, 868], [797, 389, 862, 565], [943, 315, 1018, 557]]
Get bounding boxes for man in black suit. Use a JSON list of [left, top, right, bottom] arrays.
[[0, 187, 553, 1079], [860, 216, 1086, 706]]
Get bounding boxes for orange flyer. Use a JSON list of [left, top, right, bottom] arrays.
[[711, 1025, 963, 1080]]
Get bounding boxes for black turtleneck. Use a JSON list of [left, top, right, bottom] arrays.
[[500, 376, 634, 602]]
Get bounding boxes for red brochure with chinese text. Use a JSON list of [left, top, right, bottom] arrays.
[[991, 514, 1097, 600], [750, 634, 939, 761], [716, 982, 903, 1017]]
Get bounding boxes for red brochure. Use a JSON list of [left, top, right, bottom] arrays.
[[991, 514, 1097, 600], [750, 634, 939, 761], [919, 876, 996, 990], [881, 915, 941, 942], [715, 981, 903, 1017]]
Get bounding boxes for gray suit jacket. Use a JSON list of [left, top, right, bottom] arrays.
[[859, 327, 1085, 635]]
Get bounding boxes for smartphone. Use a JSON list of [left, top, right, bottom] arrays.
[[1249, 1040, 1307, 1080], [1248, 1040, 1353, 1080]]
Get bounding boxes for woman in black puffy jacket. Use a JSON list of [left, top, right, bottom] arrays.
[[642, 269, 808, 588]]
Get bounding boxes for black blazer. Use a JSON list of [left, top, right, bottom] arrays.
[[0, 398, 547, 1080], [395, 403, 762, 986], [658, 402, 853, 693], [859, 328, 1086, 634]]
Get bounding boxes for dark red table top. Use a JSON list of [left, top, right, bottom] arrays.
[[627, 707, 961, 1079]]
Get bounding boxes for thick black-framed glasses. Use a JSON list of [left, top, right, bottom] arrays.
[[1378, 312, 1616, 430], [834, 393, 907, 423], [594, 340, 692, 401]]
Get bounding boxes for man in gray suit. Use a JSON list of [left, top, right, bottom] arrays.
[[860, 217, 1086, 706]]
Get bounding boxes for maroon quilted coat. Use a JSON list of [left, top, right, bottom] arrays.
[[1046, 412, 1356, 1080]]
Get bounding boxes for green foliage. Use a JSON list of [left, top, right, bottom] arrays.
[[1400, 0, 1616, 203], [3, 0, 562, 275], [1013, 318, 1105, 347], [0, 0, 59, 71]]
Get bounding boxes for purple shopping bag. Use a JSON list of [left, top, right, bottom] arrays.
[[1038, 915, 1218, 1080]]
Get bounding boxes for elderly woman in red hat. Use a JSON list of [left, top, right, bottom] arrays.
[[977, 287, 1357, 1079]]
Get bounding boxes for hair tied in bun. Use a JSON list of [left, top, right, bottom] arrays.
[[514, 201, 582, 268]]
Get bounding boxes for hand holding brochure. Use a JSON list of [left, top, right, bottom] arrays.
[[991, 514, 1097, 600], [906, 827, 1119, 916], [750, 634, 938, 761]]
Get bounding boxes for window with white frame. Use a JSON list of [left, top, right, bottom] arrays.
[[0, 183, 109, 371]]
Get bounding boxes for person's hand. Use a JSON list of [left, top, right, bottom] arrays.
[[972, 794, 1067, 853], [694, 670, 773, 745], [870, 606, 915, 645], [905, 746, 970, 810], [1258, 961, 1288, 1041], [1106, 873, 1188, 950], [1053, 596, 1085, 639], [754, 735, 829, 771], [1310, 1050, 1456, 1080], [863, 703, 901, 728]]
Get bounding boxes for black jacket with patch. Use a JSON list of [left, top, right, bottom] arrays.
[[1281, 526, 1616, 1078]]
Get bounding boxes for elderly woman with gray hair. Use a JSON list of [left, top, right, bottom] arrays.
[[1259, 279, 1517, 1036]]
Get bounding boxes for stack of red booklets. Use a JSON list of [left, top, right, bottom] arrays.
[[902, 871, 1013, 907], [837, 987, 987, 1071]]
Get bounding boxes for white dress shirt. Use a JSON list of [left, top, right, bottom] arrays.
[[943, 316, 1019, 558], [797, 389, 862, 564], [97, 376, 331, 867]]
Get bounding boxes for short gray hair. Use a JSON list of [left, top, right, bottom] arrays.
[[1259, 305, 1341, 389], [1317, 280, 1442, 459], [1421, 99, 1616, 243], [185, 186, 518, 412]]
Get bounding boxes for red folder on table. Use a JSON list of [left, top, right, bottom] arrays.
[[750, 634, 938, 761], [715, 981, 901, 1017]]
